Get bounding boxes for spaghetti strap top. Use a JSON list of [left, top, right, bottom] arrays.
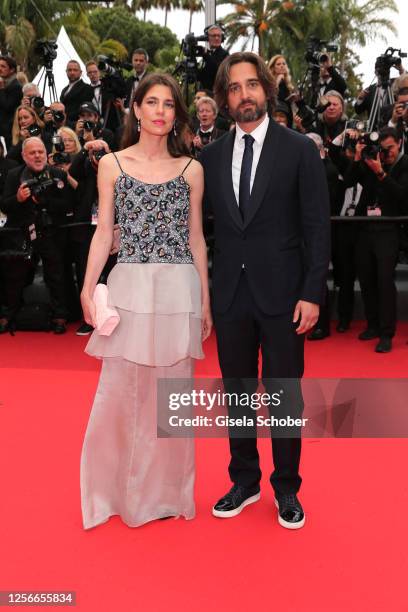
[[181, 157, 194, 175], [112, 152, 124, 173]]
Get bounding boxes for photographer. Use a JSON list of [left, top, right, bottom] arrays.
[[0, 137, 74, 333], [192, 96, 226, 155], [7, 105, 52, 165], [75, 102, 114, 151], [343, 127, 408, 352], [0, 56, 23, 148], [43, 102, 67, 136], [314, 53, 347, 105], [86, 60, 124, 133], [60, 60, 93, 124], [312, 91, 347, 144], [69, 138, 115, 335], [388, 87, 408, 152], [21, 83, 45, 117], [197, 25, 229, 92]]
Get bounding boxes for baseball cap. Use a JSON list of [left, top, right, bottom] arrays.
[[79, 102, 99, 115]]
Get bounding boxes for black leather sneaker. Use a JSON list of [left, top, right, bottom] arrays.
[[375, 337, 392, 353], [275, 493, 305, 529], [212, 484, 260, 518]]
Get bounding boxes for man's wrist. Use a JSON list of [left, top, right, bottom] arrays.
[[376, 170, 386, 180]]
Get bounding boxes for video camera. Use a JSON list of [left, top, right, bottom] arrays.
[[375, 47, 407, 86], [97, 55, 130, 100], [35, 40, 58, 69], [305, 37, 338, 66], [182, 33, 208, 60]]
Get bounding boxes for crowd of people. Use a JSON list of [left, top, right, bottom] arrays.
[[0, 29, 408, 352]]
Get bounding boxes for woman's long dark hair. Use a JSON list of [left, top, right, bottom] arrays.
[[121, 73, 190, 157]]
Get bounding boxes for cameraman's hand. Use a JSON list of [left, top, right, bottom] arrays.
[[364, 152, 383, 174], [48, 154, 55, 166], [392, 102, 406, 123], [43, 108, 53, 123], [22, 96, 31, 107], [357, 88, 369, 101], [83, 128, 95, 143], [192, 135, 203, 150], [17, 183, 31, 203], [113, 98, 126, 114], [20, 128, 29, 140], [293, 114, 306, 134], [75, 119, 84, 135], [354, 142, 365, 161], [84, 139, 110, 154]]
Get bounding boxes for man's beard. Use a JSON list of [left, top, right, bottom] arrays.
[[230, 99, 267, 123]]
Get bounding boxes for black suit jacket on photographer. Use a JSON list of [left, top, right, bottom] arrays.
[[311, 66, 347, 107], [198, 47, 229, 92], [343, 154, 408, 217], [69, 149, 98, 241], [60, 80, 94, 123], [0, 78, 23, 147], [1, 165, 74, 231], [124, 73, 148, 108]]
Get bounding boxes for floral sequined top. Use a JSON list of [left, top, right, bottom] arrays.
[[114, 171, 194, 264]]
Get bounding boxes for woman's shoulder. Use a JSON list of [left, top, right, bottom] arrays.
[[180, 156, 203, 178]]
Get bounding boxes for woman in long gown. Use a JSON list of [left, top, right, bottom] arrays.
[[80, 73, 212, 529]]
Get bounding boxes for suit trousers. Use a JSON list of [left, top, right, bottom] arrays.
[[213, 271, 304, 495], [356, 225, 399, 337]]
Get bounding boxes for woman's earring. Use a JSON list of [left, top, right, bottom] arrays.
[[173, 122, 177, 136], [137, 118, 141, 132]]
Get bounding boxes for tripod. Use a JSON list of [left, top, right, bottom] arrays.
[[36, 64, 58, 104], [368, 79, 394, 132]]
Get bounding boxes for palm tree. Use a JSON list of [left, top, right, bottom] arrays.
[[219, 0, 297, 58], [156, 0, 180, 27], [182, 0, 204, 33]]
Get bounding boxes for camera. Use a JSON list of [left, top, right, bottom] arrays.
[[27, 124, 42, 137], [24, 171, 59, 199], [52, 109, 65, 124], [296, 98, 315, 128], [182, 33, 207, 60], [29, 96, 44, 111], [35, 40, 58, 68], [359, 131, 381, 160], [83, 120, 95, 132], [52, 152, 71, 165], [97, 55, 129, 100], [343, 120, 367, 149], [52, 135, 65, 152], [375, 47, 407, 86], [93, 149, 108, 162], [305, 37, 338, 66]]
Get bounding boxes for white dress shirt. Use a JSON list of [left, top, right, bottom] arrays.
[[232, 114, 269, 205]]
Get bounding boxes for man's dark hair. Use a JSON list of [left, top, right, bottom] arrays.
[[379, 127, 400, 143], [0, 55, 17, 73], [214, 51, 277, 117], [397, 87, 408, 97], [67, 60, 80, 68], [132, 48, 149, 62]]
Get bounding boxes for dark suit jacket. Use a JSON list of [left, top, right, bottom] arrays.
[[124, 73, 148, 108], [200, 119, 331, 315], [60, 80, 94, 123], [0, 78, 23, 145]]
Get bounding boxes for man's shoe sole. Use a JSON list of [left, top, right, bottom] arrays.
[[274, 498, 305, 530], [212, 492, 260, 518]]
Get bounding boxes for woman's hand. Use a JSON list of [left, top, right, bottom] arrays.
[[201, 303, 213, 341], [81, 292, 96, 327]]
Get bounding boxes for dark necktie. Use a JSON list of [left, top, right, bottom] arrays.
[[239, 133, 254, 221]]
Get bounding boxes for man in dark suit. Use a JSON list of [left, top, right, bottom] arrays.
[[124, 49, 149, 108], [200, 52, 330, 529], [198, 25, 229, 93], [0, 56, 23, 148], [60, 60, 93, 124]]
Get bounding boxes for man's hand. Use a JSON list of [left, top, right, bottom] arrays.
[[391, 102, 406, 124], [21, 96, 32, 107], [113, 98, 126, 114], [43, 108, 54, 123], [75, 119, 84, 135], [84, 139, 110, 154], [357, 88, 369, 101], [293, 300, 319, 335], [16, 183, 31, 203], [192, 135, 203, 150], [364, 153, 383, 175]]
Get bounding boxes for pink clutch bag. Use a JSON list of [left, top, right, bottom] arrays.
[[93, 283, 120, 336]]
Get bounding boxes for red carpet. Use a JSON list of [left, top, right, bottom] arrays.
[[1, 322, 408, 611]]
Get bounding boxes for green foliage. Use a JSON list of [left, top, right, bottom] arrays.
[[88, 6, 179, 64]]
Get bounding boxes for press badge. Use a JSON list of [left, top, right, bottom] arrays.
[[367, 206, 381, 217], [28, 224, 37, 241]]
